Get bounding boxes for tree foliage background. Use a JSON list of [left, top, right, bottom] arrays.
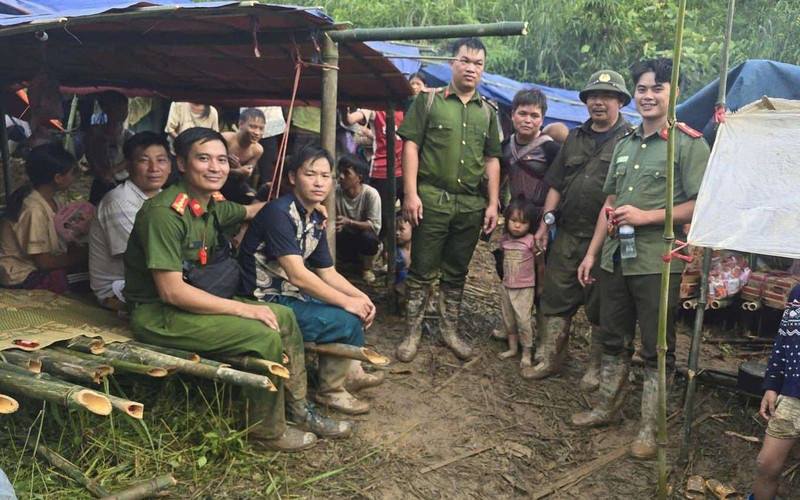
[[288, 0, 800, 94]]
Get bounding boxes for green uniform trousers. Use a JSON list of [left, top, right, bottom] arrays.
[[130, 298, 306, 440], [599, 263, 680, 368], [539, 229, 601, 324], [408, 185, 484, 289]]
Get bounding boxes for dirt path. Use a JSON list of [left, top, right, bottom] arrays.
[[280, 240, 800, 499]]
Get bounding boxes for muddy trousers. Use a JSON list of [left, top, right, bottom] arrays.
[[500, 286, 535, 348], [598, 263, 681, 369], [130, 298, 304, 439]]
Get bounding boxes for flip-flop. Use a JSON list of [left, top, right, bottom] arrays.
[[685, 475, 705, 499], [705, 479, 738, 500]]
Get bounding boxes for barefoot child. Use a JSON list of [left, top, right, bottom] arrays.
[[497, 198, 537, 369], [751, 284, 800, 500]]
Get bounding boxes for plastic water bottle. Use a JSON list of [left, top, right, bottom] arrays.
[[619, 224, 637, 259]]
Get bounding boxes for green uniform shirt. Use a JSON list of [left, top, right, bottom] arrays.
[[123, 181, 247, 304], [600, 124, 710, 275], [544, 117, 633, 238], [398, 84, 502, 210]]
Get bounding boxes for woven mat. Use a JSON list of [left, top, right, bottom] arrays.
[[0, 290, 131, 351]]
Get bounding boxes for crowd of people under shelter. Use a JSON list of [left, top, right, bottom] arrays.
[[1, 36, 798, 499]]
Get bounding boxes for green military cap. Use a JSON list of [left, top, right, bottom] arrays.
[[579, 70, 631, 106]]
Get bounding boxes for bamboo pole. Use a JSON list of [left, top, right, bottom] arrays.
[[100, 474, 177, 500], [106, 394, 144, 420], [0, 363, 112, 415], [129, 342, 200, 362], [656, 0, 688, 495], [67, 336, 106, 355], [709, 297, 732, 310], [679, 0, 736, 466], [214, 355, 289, 379], [68, 343, 276, 391], [303, 343, 390, 365], [681, 299, 698, 310], [0, 350, 43, 373], [328, 22, 527, 42], [52, 347, 169, 378], [36, 443, 112, 498], [0, 393, 19, 414], [34, 350, 113, 384], [384, 102, 398, 314], [63, 94, 79, 154], [321, 33, 339, 260]]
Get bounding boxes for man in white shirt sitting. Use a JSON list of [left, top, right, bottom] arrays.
[[89, 132, 171, 310], [334, 154, 382, 284]]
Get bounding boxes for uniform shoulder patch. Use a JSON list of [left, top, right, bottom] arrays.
[[676, 122, 704, 138], [480, 96, 499, 111], [170, 193, 189, 215], [211, 192, 226, 202]]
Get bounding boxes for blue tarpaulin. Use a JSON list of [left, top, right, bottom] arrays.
[[421, 63, 640, 128], [677, 59, 800, 142], [366, 41, 422, 78]]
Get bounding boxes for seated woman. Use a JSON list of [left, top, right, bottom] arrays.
[[0, 143, 88, 293], [238, 144, 382, 416]]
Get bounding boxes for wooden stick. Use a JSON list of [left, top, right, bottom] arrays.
[[0, 393, 19, 414], [433, 354, 482, 393], [420, 446, 493, 474], [100, 474, 177, 500], [36, 443, 111, 497], [304, 343, 390, 366]]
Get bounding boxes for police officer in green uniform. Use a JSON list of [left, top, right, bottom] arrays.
[[396, 37, 502, 362], [570, 59, 710, 460], [527, 70, 633, 383], [124, 128, 351, 452]]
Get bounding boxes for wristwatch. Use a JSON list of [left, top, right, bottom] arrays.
[[543, 211, 556, 226]]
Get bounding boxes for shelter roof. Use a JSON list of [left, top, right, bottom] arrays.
[[0, 1, 412, 107]]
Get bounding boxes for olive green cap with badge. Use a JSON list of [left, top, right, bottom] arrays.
[[579, 70, 631, 106]]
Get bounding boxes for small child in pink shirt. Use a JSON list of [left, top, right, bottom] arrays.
[[497, 199, 538, 370]]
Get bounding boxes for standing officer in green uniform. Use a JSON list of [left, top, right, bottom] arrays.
[[570, 58, 710, 460], [527, 70, 633, 384], [396, 37, 502, 362], [124, 128, 351, 452]]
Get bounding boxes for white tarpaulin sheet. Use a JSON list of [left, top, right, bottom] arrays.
[[688, 98, 800, 259]]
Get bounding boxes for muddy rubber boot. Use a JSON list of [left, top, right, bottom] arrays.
[[579, 329, 603, 392], [630, 368, 658, 459], [287, 400, 353, 439], [571, 354, 629, 428], [345, 360, 386, 392], [521, 315, 570, 380], [246, 386, 317, 452], [396, 286, 428, 362], [314, 355, 370, 415], [257, 427, 318, 451], [439, 285, 473, 360]]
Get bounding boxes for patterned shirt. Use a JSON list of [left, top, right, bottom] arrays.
[[764, 285, 800, 398], [500, 233, 536, 289], [238, 193, 332, 301]]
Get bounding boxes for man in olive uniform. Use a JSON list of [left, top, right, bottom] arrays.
[[527, 70, 633, 383], [124, 128, 351, 452], [570, 59, 710, 460], [396, 37, 502, 362]]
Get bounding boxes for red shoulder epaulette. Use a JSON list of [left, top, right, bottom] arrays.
[[170, 193, 189, 215], [676, 122, 703, 138], [211, 192, 226, 202]]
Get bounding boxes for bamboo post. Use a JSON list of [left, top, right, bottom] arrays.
[[327, 22, 527, 42], [106, 394, 144, 420], [0, 363, 112, 415], [214, 355, 290, 379], [63, 94, 79, 154], [679, 0, 736, 466], [303, 342, 390, 365], [0, 99, 12, 205], [129, 342, 200, 362], [36, 443, 112, 497], [29, 349, 113, 384], [0, 350, 43, 373], [384, 102, 398, 314], [321, 33, 339, 260], [656, 0, 688, 496], [680, 249, 712, 463], [67, 336, 106, 355], [0, 393, 19, 414], [100, 474, 177, 500]]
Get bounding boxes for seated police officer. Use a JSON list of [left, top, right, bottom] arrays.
[[123, 128, 350, 452]]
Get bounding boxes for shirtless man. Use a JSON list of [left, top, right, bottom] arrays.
[[221, 108, 265, 203]]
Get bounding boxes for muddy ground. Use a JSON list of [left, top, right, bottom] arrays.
[[269, 239, 800, 500]]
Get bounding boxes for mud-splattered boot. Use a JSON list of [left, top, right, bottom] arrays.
[[396, 286, 429, 362], [521, 315, 570, 380], [439, 285, 473, 360], [571, 354, 629, 427], [314, 355, 370, 415], [287, 400, 353, 440], [345, 360, 386, 392], [630, 368, 658, 459], [579, 328, 603, 392], [246, 386, 317, 452]]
